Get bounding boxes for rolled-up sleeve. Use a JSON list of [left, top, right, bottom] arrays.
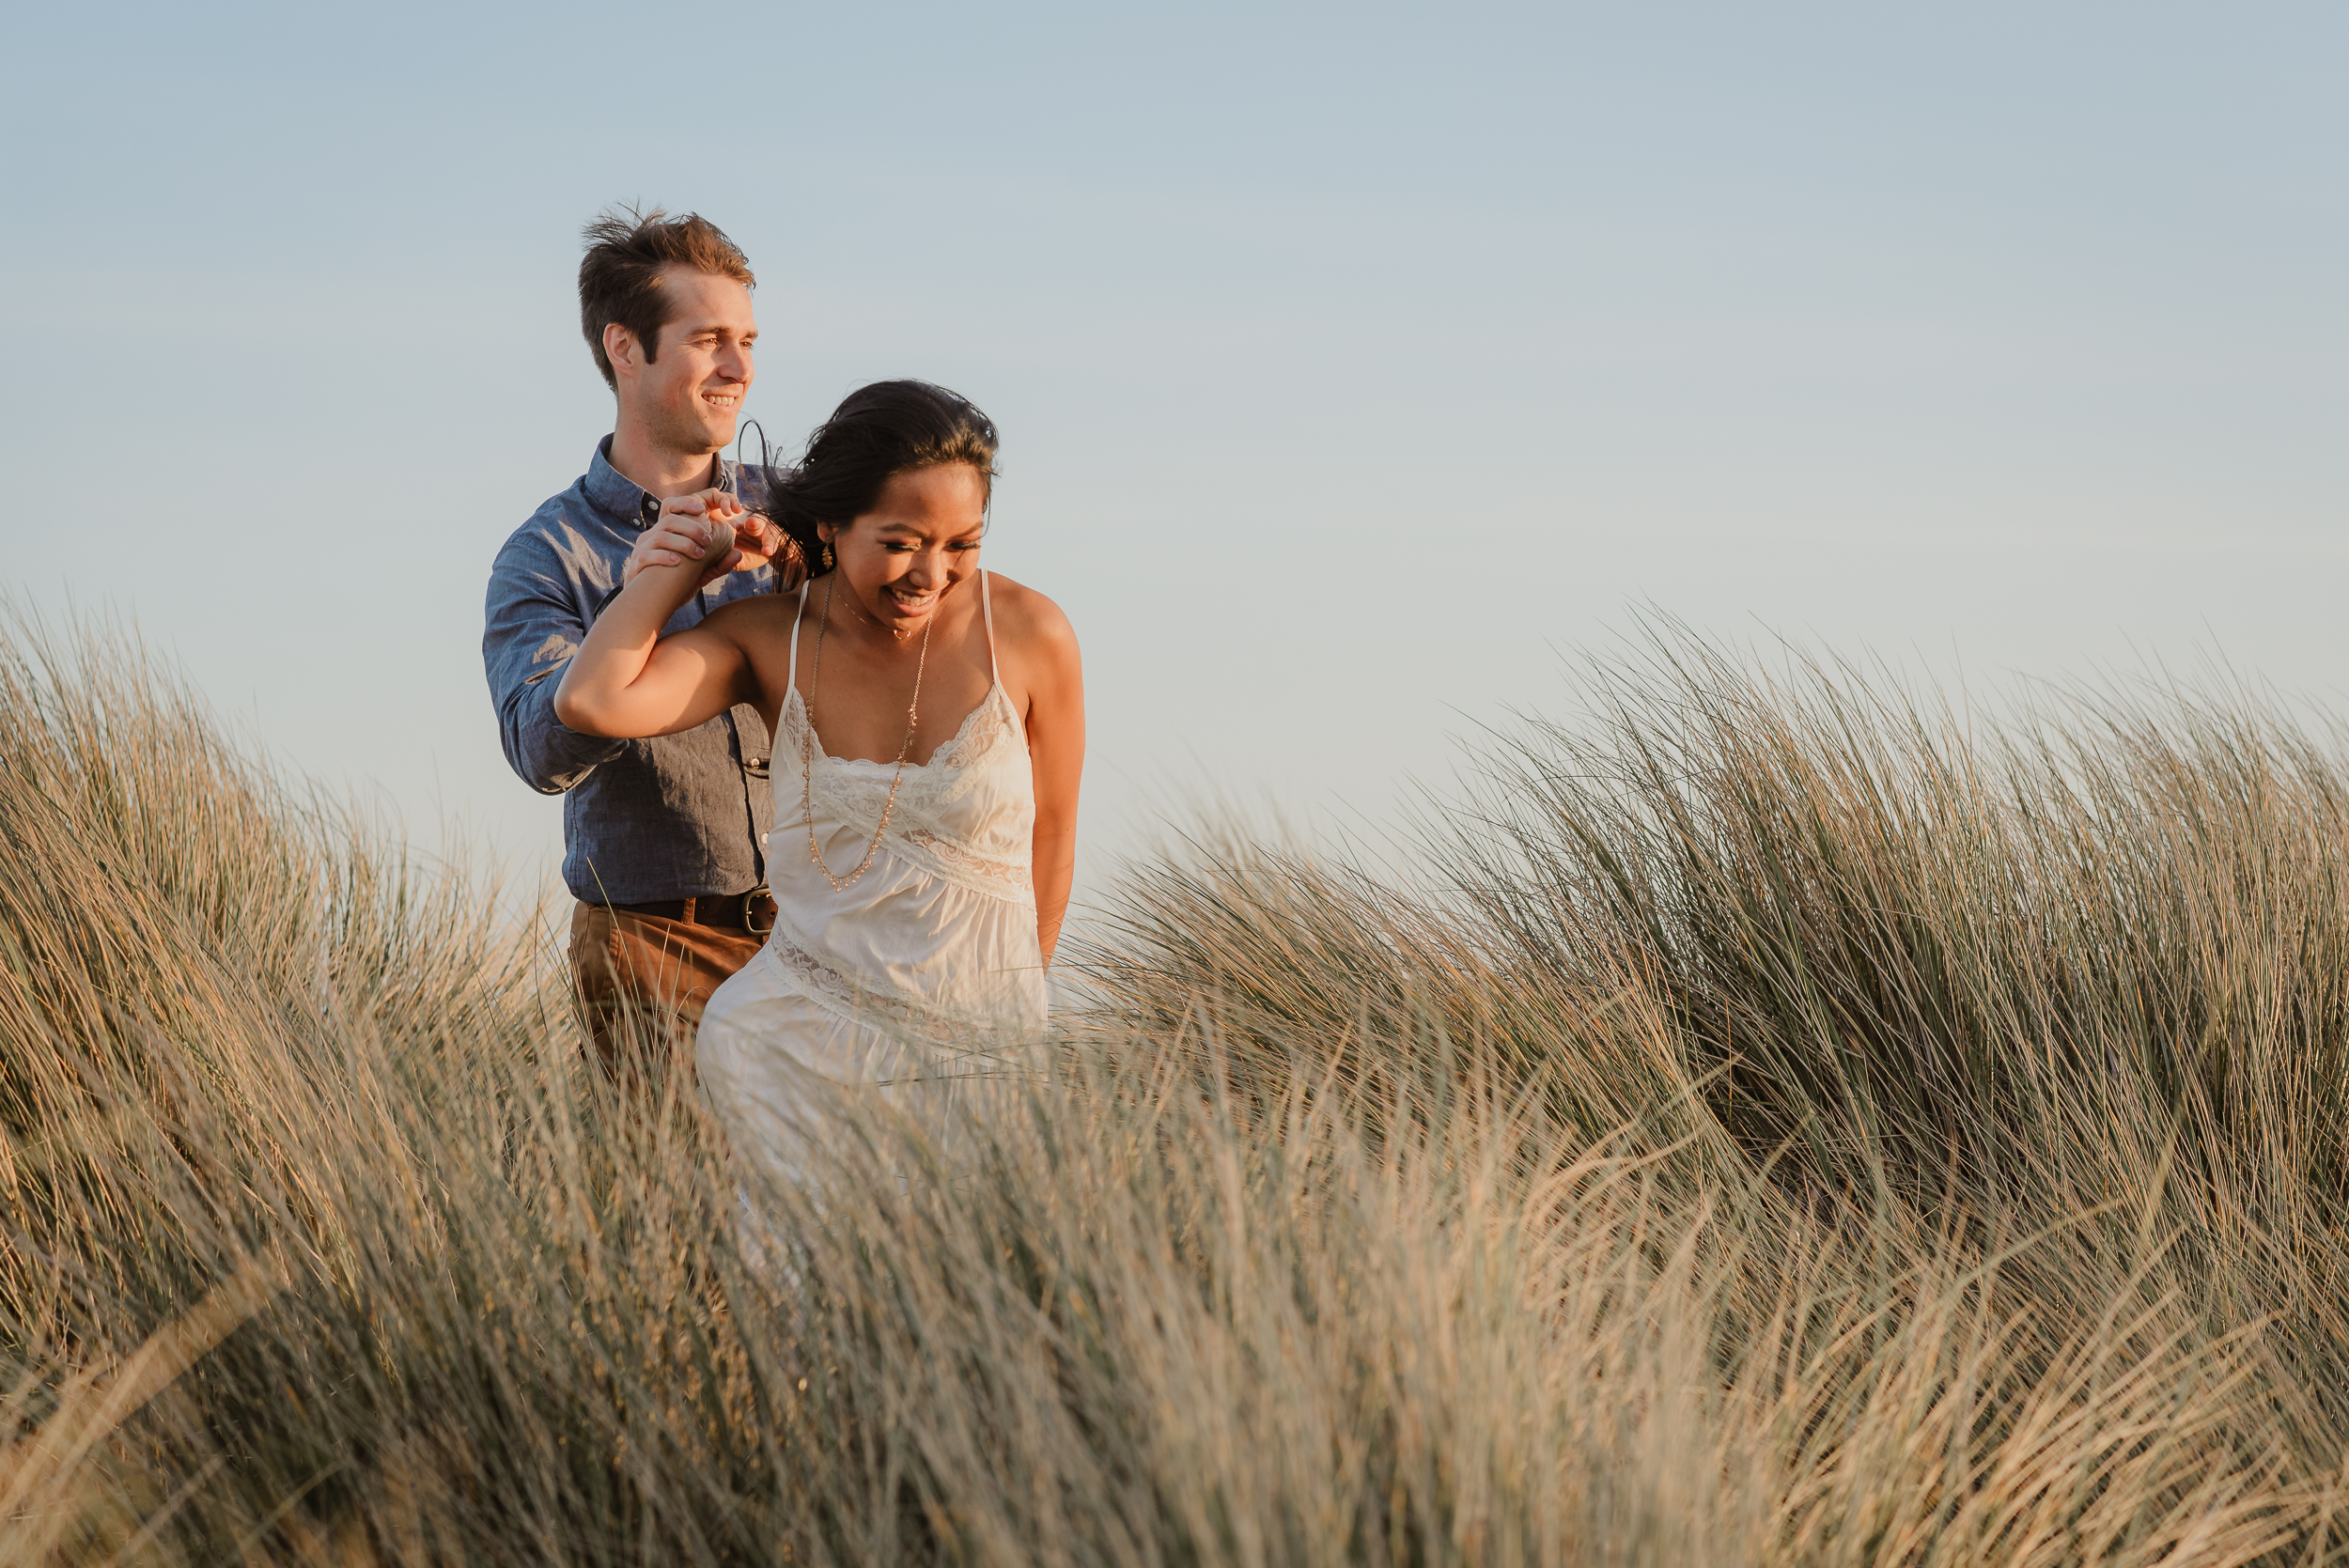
[[484, 533, 626, 795]]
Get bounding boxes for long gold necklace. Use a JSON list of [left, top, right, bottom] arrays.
[[801, 574, 933, 892]]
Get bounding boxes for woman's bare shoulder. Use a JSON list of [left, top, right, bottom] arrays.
[[981, 571, 1076, 648]]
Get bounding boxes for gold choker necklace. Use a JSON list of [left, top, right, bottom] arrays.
[[843, 584, 915, 643]]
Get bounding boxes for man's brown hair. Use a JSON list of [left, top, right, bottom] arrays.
[[578, 206, 756, 391]]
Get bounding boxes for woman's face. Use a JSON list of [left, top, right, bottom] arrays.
[[817, 463, 988, 636]]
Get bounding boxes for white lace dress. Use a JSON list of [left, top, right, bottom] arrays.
[[697, 571, 1048, 1162]]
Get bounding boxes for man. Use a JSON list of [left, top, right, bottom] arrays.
[[483, 207, 797, 1066]]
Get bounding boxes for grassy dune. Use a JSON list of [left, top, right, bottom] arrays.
[[6, 614, 2349, 1565]]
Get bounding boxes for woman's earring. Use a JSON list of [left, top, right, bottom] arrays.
[[821, 542, 834, 571]]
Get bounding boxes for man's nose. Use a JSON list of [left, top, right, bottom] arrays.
[[716, 341, 752, 381]]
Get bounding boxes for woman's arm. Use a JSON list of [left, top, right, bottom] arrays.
[[553, 489, 761, 739], [1019, 598, 1086, 966]]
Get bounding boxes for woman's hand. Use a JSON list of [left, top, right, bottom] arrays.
[[554, 494, 762, 739], [623, 489, 799, 589]]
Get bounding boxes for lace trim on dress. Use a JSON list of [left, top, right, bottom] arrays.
[[926, 685, 1020, 776], [791, 761, 1033, 905], [780, 680, 1017, 793], [755, 922, 966, 1048], [754, 916, 1039, 1051], [898, 825, 1035, 905]]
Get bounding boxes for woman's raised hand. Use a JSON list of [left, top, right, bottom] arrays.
[[623, 489, 799, 589], [558, 488, 768, 739]]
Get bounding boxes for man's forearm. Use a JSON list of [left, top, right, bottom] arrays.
[[500, 668, 628, 793]]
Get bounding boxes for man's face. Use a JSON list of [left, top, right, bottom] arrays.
[[611, 266, 757, 455]]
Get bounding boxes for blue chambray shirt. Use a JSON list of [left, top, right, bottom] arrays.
[[484, 437, 782, 906]]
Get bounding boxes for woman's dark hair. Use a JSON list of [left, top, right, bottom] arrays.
[[758, 380, 999, 577]]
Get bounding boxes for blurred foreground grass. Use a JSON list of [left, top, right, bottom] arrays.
[[7, 613, 2349, 1565]]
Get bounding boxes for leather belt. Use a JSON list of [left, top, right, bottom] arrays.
[[614, 886, 776, 935]]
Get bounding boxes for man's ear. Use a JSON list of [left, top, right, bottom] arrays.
[[602, 321, 642, 379]]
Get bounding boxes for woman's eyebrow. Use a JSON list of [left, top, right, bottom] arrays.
[[872, 519, 984, 539]]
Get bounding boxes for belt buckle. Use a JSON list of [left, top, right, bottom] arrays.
[[743, 883, 776, 937]]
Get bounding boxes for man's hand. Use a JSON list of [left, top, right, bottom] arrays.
[[624, 489, 801, 589]]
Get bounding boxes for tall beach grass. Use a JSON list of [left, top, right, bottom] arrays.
[[5, 611, 2349, 1564]]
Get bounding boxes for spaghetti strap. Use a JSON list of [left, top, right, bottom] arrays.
[[787, 580, 809, 698], [980, 570, 1001, 687]]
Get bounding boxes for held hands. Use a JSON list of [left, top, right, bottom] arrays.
[[623, 489, 803, 590]]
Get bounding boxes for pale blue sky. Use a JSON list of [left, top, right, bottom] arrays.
[[6, 3, 2345, 910]]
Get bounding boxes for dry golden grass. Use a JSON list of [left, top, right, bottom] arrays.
[[6, 611, 2349, 1565]]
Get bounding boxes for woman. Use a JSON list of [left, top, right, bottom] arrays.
[[556, 381, 1083, 1156]]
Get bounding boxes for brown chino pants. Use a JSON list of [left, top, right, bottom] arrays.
[[568, 902, 763, 1079]]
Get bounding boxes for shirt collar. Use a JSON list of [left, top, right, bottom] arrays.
[[585, 436, 736, 531]]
